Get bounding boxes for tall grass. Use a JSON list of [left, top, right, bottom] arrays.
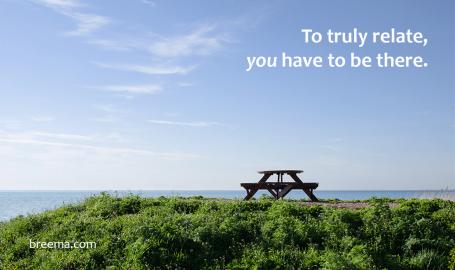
[[419, 188, 455, 201]]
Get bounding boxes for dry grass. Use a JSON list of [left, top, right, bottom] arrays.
[[418, 189, 455, 201]]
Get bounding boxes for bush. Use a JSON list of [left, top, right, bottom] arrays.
[[0, 195, 453, 269]]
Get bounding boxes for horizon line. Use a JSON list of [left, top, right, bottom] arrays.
[[0, 189, 453, 192]]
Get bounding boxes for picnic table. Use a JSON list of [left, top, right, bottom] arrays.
[[240, 170, 319, 201]]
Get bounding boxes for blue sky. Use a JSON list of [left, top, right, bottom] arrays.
[[0, 0, 453, 190]]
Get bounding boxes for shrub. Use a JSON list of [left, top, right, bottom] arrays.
[[0, 195, 453, 269]]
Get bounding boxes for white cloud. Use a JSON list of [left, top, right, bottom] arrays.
[[0, 137, 196, 160], [94, 62, 195, 75], [148, 24, 229, 58], [0, 130, 92, 141], [86, 23, 233, 79], [88, 24, 230, 58], [140, 0, 156, 7], [148, 119, 222, 127], [0, 131, 198, 160], [92, 84, 162, 94], [33, 0, 110, 36], [35, 0, 81, 9], [29, 131, 92, 141], [63, 12, 111, 36]]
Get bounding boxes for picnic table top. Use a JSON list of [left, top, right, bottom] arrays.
[[240, 182, 319, 189], [258, 170, 303, 174]]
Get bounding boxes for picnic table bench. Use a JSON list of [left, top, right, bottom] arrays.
[[241, 170, 319, 201]]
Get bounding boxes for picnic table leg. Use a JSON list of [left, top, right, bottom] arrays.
[[244, 188, 259, 200], [265, 188, 278, 199], [302, 188, 319, 202], [288, 172, 304, 184], [243, 173, 274, 200]]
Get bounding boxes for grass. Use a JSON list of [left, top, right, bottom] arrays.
[[419, 190, 455, 201], [0, 194, 454, 269]]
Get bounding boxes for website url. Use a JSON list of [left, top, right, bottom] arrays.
[[29, 239, 96, 249]]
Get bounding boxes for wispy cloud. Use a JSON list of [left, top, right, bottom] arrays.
[[31, 116, 55, 122], [91, 84, 162, 94], [88, 24, 230, 58], [33, 0, 110, 36], [89, 24, 229, 76], [148, 119, 223, 127], [148, 24, 229, 58], [0, 130, 198, 160], [63, 12, 110, 36], [0, 130, 92, 141], [35, 0, 81, 9], [0, 137, 196, 160], [29, 131, 92, 141], [94, 62, 195, 75], [140, 0, 156, 7]]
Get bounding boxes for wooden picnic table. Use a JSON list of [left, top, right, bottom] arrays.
[[241, 170, 319, 201]]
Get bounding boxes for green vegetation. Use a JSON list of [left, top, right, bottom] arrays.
[[1, 194, 454, 269]]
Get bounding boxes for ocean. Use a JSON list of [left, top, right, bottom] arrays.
[[0, 190, 453, 221]]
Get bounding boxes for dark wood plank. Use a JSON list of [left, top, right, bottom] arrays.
[[288, 173, 304, 184], [258, 170, 303, 174], [241, 182, 318, 189], [258, 173, 272, 183], [277, 184, 293, 198], [241, 182, 319, 201]]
